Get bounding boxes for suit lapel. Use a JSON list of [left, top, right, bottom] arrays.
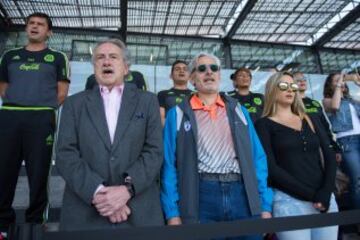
[[86, 87, 112, 151], [112, 84, 139, 149]]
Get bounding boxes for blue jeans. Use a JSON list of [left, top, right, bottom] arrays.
[[199, 179, 262, 240], [338, 134, 360, 209], [273, 190, 338, 240]]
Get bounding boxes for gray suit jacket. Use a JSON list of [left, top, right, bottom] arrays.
[[56, 83, 164, 230]]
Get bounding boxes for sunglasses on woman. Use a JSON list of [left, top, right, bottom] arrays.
[[277, 82, 299, 92], [196, 64, 220, 73]]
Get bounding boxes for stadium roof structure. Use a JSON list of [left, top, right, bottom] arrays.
[[0, 0, 359, 73]]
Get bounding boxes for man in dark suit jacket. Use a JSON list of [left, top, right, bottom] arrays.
[[56, 38, 164, 230]]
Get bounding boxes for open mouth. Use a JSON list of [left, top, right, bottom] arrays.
[[204, 78, 215, 83], [102, 69, 114, 76]]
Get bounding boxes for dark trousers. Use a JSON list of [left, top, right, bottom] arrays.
[[199, 179, 262, 240], [0, 110, 55, 232]]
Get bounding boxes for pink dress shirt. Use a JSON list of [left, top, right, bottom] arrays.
[[99, 84, 124, 143]]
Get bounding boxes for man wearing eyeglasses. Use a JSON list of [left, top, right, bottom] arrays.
[[294, 71, 342, 161], [161, 52, 272, 239]]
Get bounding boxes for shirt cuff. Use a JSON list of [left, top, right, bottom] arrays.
[[164, 206, 180, 220], [93, 184, 105, 197]]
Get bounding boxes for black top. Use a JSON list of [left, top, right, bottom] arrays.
[[227, 91, 264, 122], [85, 74, 97, 90], [0, 47, 69, 108], [302, 97, 342, 153], [255, 117, 337, 210], [125, 71, 147, 91], [157, 88, 193, 114]]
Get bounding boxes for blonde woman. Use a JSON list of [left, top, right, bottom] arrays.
[[255, 72, 338, 240]]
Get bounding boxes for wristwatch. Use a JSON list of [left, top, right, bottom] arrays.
[[123, 173, 135, 198]]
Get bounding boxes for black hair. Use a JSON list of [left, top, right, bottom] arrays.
[[232, 67, 252, 80], [26, 12, 52, 30], [171, 60, 188, 73], [323, 73, 350, 98]]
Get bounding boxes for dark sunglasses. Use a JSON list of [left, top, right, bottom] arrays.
[[196, 64, 220, 73], [277, 82, 299, 92]]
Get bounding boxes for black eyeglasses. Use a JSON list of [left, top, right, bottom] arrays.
[[277, 82, 299, 92], [196, 64, 220, 73]]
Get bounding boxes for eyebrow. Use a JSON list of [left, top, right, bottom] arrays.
[[95, 52, 121, 58], [28, 20, 46, 25]]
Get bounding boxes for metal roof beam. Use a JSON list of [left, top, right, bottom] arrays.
[[0, 2, 9, 22], [161, 0, 172, 35], [120, 0, 128, 43], [9, 24, 122, 38], [225, 0, 258, 39], [13, 0, 26, 23], [197, 0, 214, 35], [223, 38, 232, 68], [75, 0, 84, 28], [313, 3, 360, 48], [271, 0, 308, 42], [253, 10, 337, 14], [6, 24, 360, 54]]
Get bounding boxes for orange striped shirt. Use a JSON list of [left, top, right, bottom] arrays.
[[190, 94, 240, 174]]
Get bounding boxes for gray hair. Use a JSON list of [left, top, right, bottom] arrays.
[[188, 52, 221, 73], [92, 38, 131, 66]]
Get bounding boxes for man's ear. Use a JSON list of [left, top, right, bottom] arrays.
[[124, 64, 129, 76], [46, 30, 53, 39], [190, 73, 195, 86], [190, 77, 197, 89]]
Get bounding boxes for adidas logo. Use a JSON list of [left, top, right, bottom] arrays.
[[12, 55, 20, 60]]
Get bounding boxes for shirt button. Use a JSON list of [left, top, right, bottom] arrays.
[[110, 157, 115, 161]]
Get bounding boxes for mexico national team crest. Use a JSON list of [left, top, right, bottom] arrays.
[[184, 121, 191, 132], [44, 54, 55, 62], [175, 97, 183, 104], [126, 74, 133, 81], [253, 97, 262, 105]]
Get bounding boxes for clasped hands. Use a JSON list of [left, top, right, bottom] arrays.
[[92, 185, 131, 223], [313, 202, 326, 212]]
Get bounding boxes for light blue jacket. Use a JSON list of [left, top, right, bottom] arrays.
[[160, 94, 273, 222], [327, 98, 360, 133]]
